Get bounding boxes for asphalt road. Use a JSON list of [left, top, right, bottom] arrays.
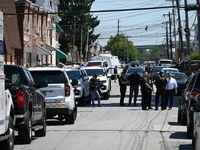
[[14, 81, 194, 150]]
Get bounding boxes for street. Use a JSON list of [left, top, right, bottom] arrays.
[[14, 81, 194, 150]]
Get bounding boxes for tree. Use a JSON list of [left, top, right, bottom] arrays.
[[105, 34, 138, 62], [191, 52, 200, 60], [58, 0, 100, 59]]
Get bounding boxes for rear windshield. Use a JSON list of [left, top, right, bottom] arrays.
[[127, 68, 143, 74], [85, 69, 105, 76], [30, 71, 67, 84], [66, 71, 80, 80], [86, 62, 101, 66], [153, 67, 167, 72]]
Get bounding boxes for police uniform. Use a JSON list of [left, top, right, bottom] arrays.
[[154, 75, 167, 110], [118, 76, 128, 106]]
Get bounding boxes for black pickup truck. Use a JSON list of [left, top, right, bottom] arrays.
[[4, 65, 47, 144]]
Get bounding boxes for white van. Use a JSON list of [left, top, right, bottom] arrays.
[[158, 59, 173, 67], [0, 11, 15, 149]]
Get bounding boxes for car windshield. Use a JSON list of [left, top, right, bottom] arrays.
[[160, 61, 172, 64], [163, 69, 178, 73], [86, 62, 101, 66], [85, 69, 105, 76], [66, 71, 80, 80], [172, 74, 188, 82], [153, 67, 167, 72], [127, 68, 143, 74], [30, 71, 67, 84]]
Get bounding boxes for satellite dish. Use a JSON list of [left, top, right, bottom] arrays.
[[23, 35, 31, 42]]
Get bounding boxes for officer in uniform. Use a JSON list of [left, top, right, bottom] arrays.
[[118, 73, 129, 106], [154, 71, 167, 110]]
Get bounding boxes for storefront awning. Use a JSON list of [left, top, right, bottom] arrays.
[[56, 50, 68, 58], [56, 24, 64, 33], [36, 45, 52, 55], [46, 44, 57, 51]]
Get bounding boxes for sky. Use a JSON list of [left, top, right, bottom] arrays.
[[91, 0, 197, 47]]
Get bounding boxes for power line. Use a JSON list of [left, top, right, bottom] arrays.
[[4, 6, 177, 15]]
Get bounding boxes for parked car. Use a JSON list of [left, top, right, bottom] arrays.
[[4, 65, 47, 144], [86, 60, 109, 73], [29, 67, 77, 124], [151, 66, 169, 80], [120, 61, 126, 68], [178, 74, 197, 125], [192, 95, 200, 148], [84, 66, 111, 100], [161, 68, 179, 77], [129, 61, 140, 67], [125, 67, 144, 78], [185, 71, 200, 137], [172, 72, 188, 95], [65, 67, 90, 106]]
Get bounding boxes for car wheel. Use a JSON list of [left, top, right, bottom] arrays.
[[35, 111, 46, 137], [181, 110, 187, 125], [18, 111, 32, 144], [187, 125, 193, 138], [65, 103, 77, 124], [78, 92, 85, 106], [0, 116, 14, 150], [103, 92, 110, 100]]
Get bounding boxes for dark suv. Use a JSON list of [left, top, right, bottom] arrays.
[[185, 72, 200, 137], [4, 65, 47, 144]]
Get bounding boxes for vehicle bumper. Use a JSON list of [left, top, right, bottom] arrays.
[[46, 108, 71, 117]]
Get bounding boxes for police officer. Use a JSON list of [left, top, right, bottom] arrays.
[[118, 73, 129, 106], [140, 72, 153, 110], [154, 71, 167, 110]]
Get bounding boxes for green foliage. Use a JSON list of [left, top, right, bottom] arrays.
[[58, 0, 100, 55], [104, 34, 138, 62], [191, 52, 200, 60], [138, 45, 164, 62]]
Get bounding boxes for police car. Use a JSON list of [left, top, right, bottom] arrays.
[[83, 66, 111, 100], [65, 67, 90, 106], [28, 67, 77, 124]]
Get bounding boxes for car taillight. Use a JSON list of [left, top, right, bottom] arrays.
[[17, 91, 25, 107], [65, 85, 70, 96], [190, 92, 200, 101]]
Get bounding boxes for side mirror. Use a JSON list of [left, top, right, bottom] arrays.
[[71, 79, 78, 86], [37, 81, 48, 88], [83, 76, 89, 81], [11, 74, 20, 87]]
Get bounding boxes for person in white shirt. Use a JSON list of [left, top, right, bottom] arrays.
[[164, 72, 178, 110]]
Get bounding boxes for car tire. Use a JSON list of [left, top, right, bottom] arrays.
[[18, 111, 32, 144], [187, 125, 193, 138], [0, 116, 14, 150], [35, 111, 46, 137], [103, 92, 110, 100], [181, 110, 187, 125], [78, 92, 85, 106], [65, 103, 77, 124]]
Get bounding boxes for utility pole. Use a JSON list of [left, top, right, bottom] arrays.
[[197, 0, 200, 60], [176, 0, 184, 61], [169, 12, 173, 60], [117, 19, 119, 35], [85, 26, 89, 62], [72, 15, 76, 62], [184, 0, 191, 76], [166, 21, 169, 59], [80, 26, 82, 65]]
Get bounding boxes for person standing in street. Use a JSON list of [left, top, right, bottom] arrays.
[[118, 73, 129, 106], [128, 69, 141, 106], [147, 74, 153, 109], [140, 71, 153, 110], [154, 72, 167, 110], [165, 72, 178, 110], [114, 66, 118, 83], [145, 63, 152, 73], [89, 74, 102, 107]]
